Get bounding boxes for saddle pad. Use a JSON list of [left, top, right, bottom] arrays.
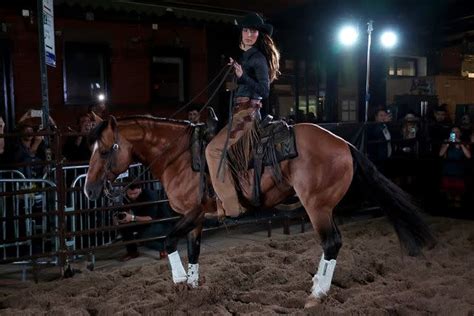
[[250, 120, 298, 169]]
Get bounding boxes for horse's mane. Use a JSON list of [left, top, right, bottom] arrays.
[[117, 115, 192, 126], [88, 115, 193, 144]]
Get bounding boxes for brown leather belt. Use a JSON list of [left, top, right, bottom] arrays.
[[233, 97, 262, 113]]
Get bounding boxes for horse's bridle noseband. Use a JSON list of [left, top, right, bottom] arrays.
[[101, 130, 122, 200]]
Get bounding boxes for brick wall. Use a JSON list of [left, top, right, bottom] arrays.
[[0, 9, 208, 130]]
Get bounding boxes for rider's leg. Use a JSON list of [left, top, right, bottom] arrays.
[[206, 126, 243, 217], [206, 109, 256, 217]]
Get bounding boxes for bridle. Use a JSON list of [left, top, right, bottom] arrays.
[[100, 127, 123, 200]]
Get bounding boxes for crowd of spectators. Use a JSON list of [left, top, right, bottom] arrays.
[[366, 104, 473, 211]]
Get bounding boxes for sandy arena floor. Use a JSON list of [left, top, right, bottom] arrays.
[[0, 216, 473, 315]]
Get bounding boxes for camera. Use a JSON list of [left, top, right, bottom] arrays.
[[115, 212, 126, 220], [449, 132, 456, 143]]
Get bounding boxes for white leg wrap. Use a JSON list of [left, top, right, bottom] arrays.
[[168, 251, 187, 283], [187, 263, 199, 288], [311, 255, 337, 298]]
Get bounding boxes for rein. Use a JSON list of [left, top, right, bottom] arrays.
[[217, 74, 236, 180], [101, 63, 235, 201], [170, 63, 234, 118]]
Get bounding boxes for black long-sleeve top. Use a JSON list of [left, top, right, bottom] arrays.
[[235, 47, 270, 100]]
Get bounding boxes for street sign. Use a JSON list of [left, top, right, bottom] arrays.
[[43, 0, 55, 67]]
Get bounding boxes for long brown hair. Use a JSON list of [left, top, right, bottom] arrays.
[[241, 32, 281, 82]]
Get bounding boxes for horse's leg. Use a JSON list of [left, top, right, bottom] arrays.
[[165, 207, 203, 284], [284, 125, 353, 306], [307, 206, 342, 302], [186, 223, 203, 288]]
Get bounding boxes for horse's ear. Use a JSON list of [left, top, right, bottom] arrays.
[[108, 115, 117, 130], [90, 111, 103, 124]]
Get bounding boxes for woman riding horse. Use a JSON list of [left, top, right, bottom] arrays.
[[83, 13, 435, 307], [206, 12, 280, 218]]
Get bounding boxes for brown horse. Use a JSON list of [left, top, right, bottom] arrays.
[[84, 115, 434, 307]]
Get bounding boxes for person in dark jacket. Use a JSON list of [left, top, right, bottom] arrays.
[[428, 104, 451, 157], [205, 12, 280, 218], [367, 107, 392, 174], [116, 181, 173, 261]]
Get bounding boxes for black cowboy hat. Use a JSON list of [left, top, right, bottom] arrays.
[[237, 12, 273, 36]]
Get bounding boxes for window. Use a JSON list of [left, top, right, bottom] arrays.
[[341, 100, 357, 121], [63, 43, 108, 105], [461, 54, 474, 78], [298, 95, 318, 116], [151, 56, 184, 103], [388, 57, 417, 77], [150, 48, 189, 105]]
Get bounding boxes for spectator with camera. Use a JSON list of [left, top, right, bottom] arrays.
[[439, 126, 471, 207], [12, 124, 46, 178], [399, 112, 420, 157], [116, 179, 173, 261]]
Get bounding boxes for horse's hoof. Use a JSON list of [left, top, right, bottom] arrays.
[[173, 277, 188, 284], [304, 295, 321, 308], [187, 280, 199, 288]]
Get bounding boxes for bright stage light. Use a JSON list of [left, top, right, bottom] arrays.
[[380, 31, 397, 48], [97, 94, 105, 102], [338, 26, 358, 46]]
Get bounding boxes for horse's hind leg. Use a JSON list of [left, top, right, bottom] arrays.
[[294, 185, 346, 307], [165, 208, 204, 284], [308, 207, 341, 300]]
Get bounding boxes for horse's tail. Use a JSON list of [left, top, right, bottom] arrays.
[[349, 145, 436, 256]]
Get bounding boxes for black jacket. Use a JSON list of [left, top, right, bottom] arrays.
[[367, 123, 392, 163], [235, 47, 270, 100]]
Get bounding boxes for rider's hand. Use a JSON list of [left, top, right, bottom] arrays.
[[229, 57, 243, 78]]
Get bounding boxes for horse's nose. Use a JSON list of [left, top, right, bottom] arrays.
[[87, 189, 94, 198], [84, 186, 97, 200]]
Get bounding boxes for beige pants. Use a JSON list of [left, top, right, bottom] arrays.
[[205, 105, 259, 217]]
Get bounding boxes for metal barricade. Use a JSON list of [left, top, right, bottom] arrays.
[[0, 177, 58, 263], [64, 163, 165, 253]]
